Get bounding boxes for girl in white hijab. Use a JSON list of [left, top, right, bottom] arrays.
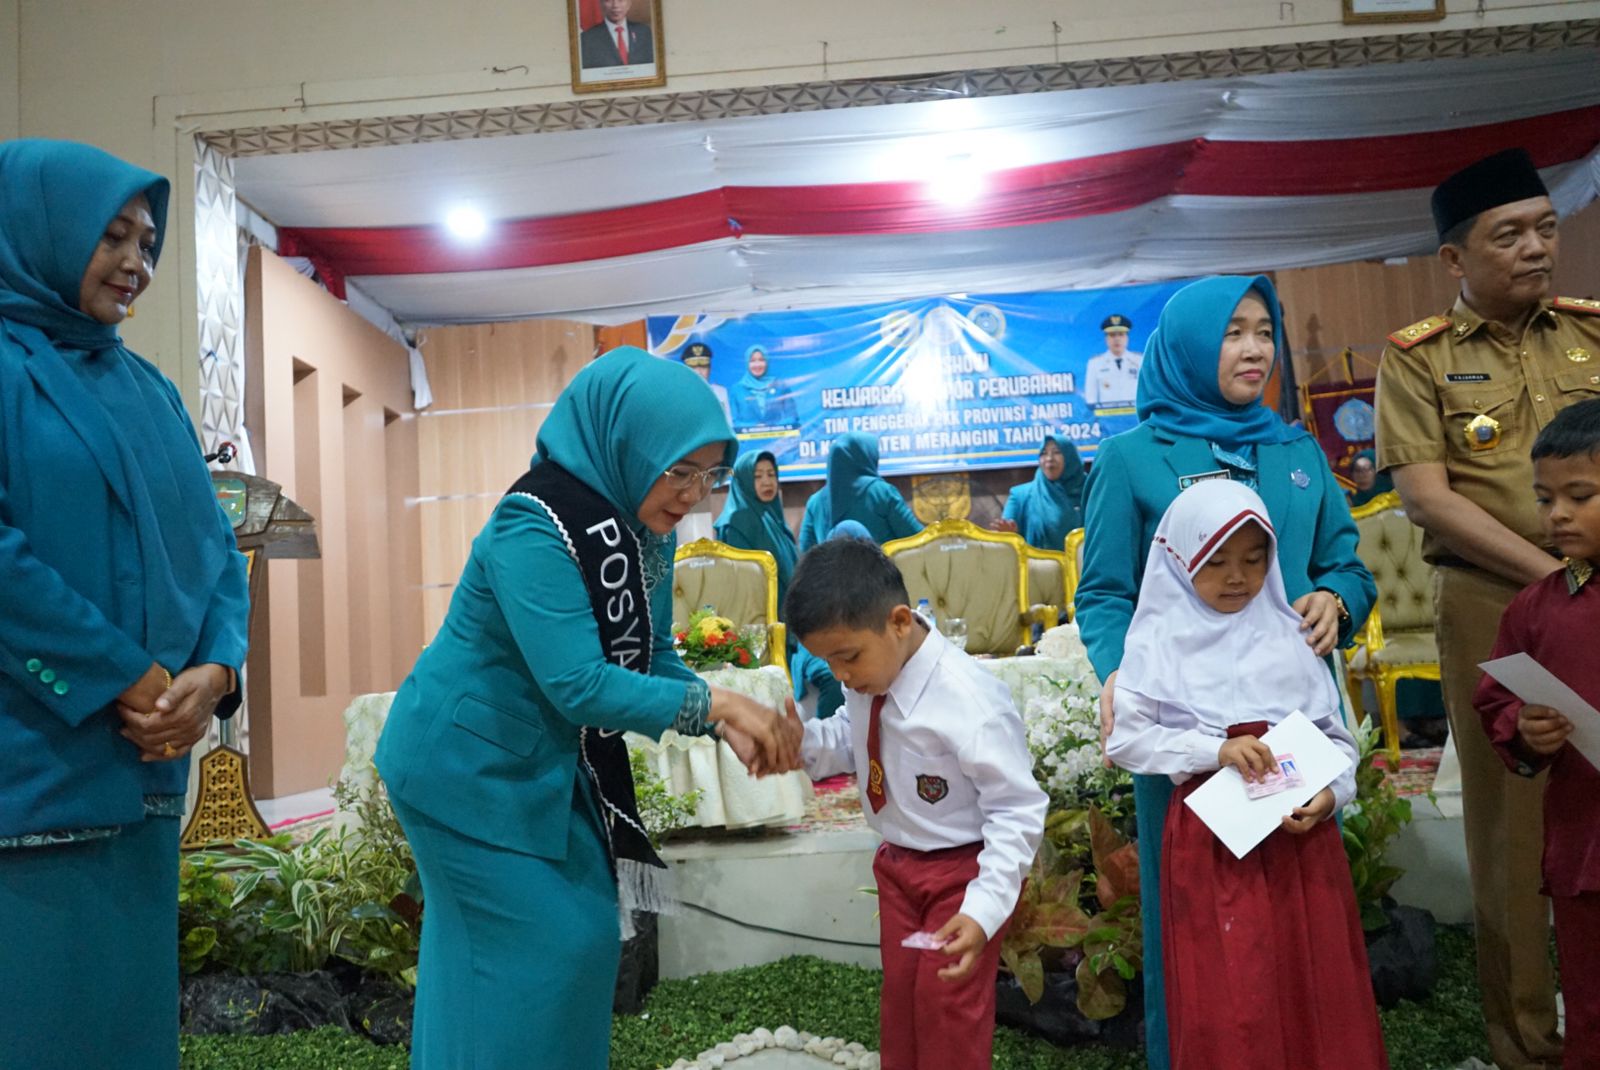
[[1106, 480, 1386, 1070]]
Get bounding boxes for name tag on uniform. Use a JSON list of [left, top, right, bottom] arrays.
[[1445, 373, 1491, 383], [1179, 469, 1231, 490]]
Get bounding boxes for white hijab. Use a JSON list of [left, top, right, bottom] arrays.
[[1116, 480, 1338, 728]]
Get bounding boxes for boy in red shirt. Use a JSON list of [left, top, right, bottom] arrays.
[[1476, 396, 1600, 1067]]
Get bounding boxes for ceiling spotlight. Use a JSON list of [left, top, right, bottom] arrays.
[[445, 206, 488, 241]]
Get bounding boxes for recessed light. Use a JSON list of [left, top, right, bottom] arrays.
[[445, 206, 488, 240]]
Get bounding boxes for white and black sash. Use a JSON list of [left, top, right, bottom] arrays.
[[506, 461, 667, 879]]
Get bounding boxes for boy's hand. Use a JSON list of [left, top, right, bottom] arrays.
[[1218, 735, 1278, 783], [932, 913, 986, 982], [1518, 704, 1573, 756], [1281, 787, 1335, 834]]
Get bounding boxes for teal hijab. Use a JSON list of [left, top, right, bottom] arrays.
[[534, 347, 737, 528], [826, 432, 882, 526], [0, 139, 170, 350], [1014, 435, 1086, 550], [0, 139, 226, 667], [715, 450, 798, 600], [737, 346, 781, 413], [1135, 275, 1304, 450], [1346, 449, 1394, 508]]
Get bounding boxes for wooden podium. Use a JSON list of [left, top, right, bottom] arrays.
[[180, 473, 319, 850]]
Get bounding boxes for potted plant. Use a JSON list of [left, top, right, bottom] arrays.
[[1343, 719, 1437, 1006]]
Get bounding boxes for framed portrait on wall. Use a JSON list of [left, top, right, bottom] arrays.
[[568, 0, 666, 94], [1341, 0, 1445, 23]]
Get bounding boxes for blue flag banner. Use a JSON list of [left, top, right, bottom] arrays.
[[647, 282, 1191, 479]]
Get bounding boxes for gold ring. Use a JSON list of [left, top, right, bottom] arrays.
[[163, 742, 177, 757]]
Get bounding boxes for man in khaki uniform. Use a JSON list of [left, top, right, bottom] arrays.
[[1377, 148, 1600, 1070]]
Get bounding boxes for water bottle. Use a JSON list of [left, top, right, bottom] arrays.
[[917, 598, 936, 630]]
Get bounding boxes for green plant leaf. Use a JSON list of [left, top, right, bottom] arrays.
[[1075, 956, 1127, 1020]]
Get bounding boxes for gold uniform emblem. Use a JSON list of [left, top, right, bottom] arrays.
[[1568, 347, 1592, 363], [1464, 413, 1502, 451]]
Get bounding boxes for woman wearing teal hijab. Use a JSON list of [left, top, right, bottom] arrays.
[[715, 449, 798, 609], [0, 140, 249, 1069], [1077, 276, 1374, 1070], [797, 432, 921, 550], [731, 345, 798, 429], [1346, 448, 1394, 508], [375, 348, 800, 1069], [994, 434, 1087, 549]]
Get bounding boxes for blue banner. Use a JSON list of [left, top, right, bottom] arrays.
[[647, 282, 1191, 479]]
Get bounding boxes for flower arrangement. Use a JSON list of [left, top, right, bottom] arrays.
[[675, 607, 760, 671], [1003, 622, 1142, 1019]]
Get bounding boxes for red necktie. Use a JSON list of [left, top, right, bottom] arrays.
[[615, 25, 629, 64], [865, 694, 888, 813]]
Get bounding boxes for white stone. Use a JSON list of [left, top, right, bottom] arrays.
[[738, 1041, 758, 1056], [845, 1042, 866, 1054], [716, 1041, 742, 1058], [781, 1032, 805, 1051], [752, 1027, 775, 1046], [695, 1056, 724, 1070], [860, 1055, 881, 1070]]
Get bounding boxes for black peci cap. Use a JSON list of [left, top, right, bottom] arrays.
[[1431, 148, 1550, 242], [683, 341, 713, 367], [1100, 314, 1131, 333]]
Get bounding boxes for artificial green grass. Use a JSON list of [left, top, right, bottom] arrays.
[[181, 926, 1493, 1070]]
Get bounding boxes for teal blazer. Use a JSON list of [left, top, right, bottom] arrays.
[[1078, 424, 1375, 681], [375, 496, 700, 860], [0, 320, 250, 837]]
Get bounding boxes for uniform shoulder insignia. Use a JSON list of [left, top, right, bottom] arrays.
[[1387, 315, 1452, 349], [1554, 296, 1600, 315]]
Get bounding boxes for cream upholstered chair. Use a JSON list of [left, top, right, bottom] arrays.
[[1063, 528, 1086, 622], [672, 539, 789, 675], [1345, 491, 1438, 763], [1024, 546, 1069, 630], [883, 519, 1029, 655]]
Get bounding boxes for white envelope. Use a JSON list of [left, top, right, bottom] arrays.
[[1479, 653, 1600, 769], [1182, 711, 1352, 860]]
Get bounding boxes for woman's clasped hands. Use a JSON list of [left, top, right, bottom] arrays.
[[708, 686, 805, 777], [116, 662, 232, 762]]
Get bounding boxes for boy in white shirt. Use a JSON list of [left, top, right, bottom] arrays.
[[786, 537, 1047, 1070]]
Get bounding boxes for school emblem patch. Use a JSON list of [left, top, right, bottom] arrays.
[[916, 774, 949, 804]]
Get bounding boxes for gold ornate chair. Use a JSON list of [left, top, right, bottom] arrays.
[[1063, 528, 1086, 622], [883, 519, 1030, 655], [673, 539, 789, 675], [1023, 546, 1069, 631], [1345, 490, 1439, 763]]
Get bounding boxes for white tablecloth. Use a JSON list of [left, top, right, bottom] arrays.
[[627, 665, 814, 830]]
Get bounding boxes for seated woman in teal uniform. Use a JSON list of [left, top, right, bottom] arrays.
[[715, 449, 798, 612], [992, 434, 1087, 550], [732, 345, 798, 430], [0, 140, 249, 1070], [798, 432, 921, 550], [788, 520, 873, 720], [375, 349, 801, 1069], [1076, 275, 1374, 1070]]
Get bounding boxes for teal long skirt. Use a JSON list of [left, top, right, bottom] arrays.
[[0, 816, 181, 1070], [394, 787, 622, 1070], [1132, 772, 1175, 1070]]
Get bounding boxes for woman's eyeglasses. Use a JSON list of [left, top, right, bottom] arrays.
[[663, 464, 733, 491]]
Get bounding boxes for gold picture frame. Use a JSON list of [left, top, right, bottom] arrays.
[[1341, 0, 1445, 24], [568, 0, 666, 95]]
